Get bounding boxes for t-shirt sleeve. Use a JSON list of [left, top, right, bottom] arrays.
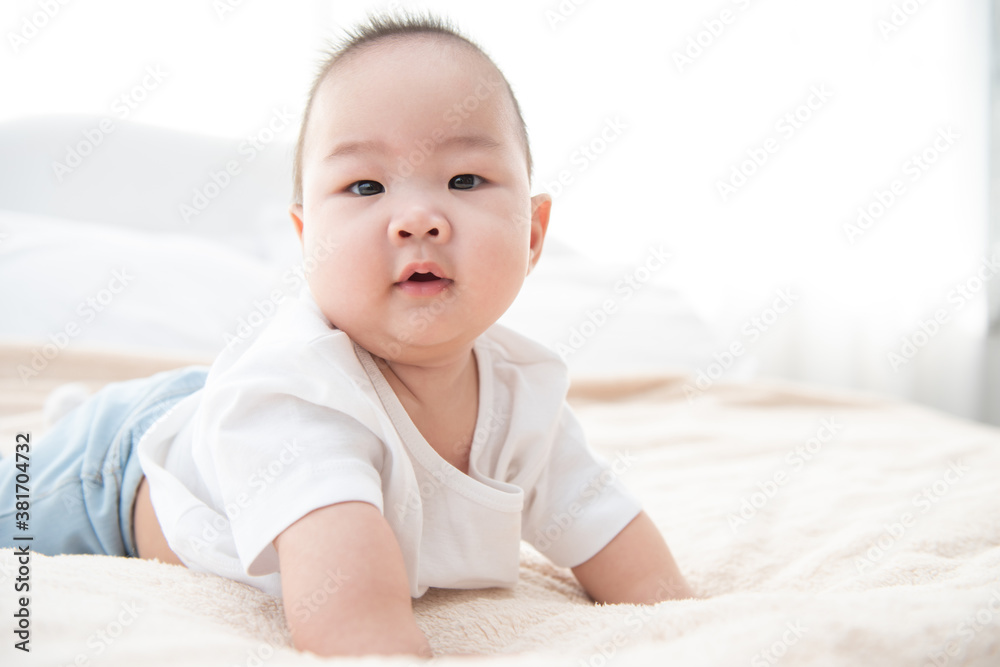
[[205, 388, 386, 577], [521, 401, 643, 568]]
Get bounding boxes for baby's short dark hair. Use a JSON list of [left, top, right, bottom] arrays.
[[292, 11, 532, 205]]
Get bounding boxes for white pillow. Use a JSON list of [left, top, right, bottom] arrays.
[[0, 208, 730, 377], [0, 115, 297, 265], [0, 210, 297, 357], [0, 115, 727, 376], [501, 241, 732, 377]]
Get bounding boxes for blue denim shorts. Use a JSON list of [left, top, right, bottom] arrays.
[[0, 366, 208, 557]]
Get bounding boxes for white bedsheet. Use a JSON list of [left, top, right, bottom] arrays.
[[1, 345, 997, 666]]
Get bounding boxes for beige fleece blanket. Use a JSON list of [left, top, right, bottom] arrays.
[[1, 343, 999, 666]]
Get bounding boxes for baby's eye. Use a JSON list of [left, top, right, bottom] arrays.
[[349, 180, 385, 196], [449, 174, 482, 190]]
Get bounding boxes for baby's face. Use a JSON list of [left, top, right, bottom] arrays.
[[292, 37, 549, 365]]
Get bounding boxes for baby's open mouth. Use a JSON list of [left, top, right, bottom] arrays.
[[396, 266, 452, 297], [395, 262, 451, 296]]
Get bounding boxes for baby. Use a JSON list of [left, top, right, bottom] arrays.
[[0, 12, 693, 659]]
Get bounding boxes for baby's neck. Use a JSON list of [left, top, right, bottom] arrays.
[[375, 349, 480, 474], [374, 348, 478, 411]]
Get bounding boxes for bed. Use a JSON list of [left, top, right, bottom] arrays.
[[2, 343, 999, 665], [1, 117, 999, 666]]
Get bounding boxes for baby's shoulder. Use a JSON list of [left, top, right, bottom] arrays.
[[479, 323, 562, 367], [210, 288, 362, 385], [478, 324, 569, 395]]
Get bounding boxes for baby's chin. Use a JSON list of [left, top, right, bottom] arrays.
[[334, 317, 481, 366], [363, 333, 478, 367], [317, 284, 517, 365]]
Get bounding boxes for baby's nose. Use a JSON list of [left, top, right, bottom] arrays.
[[388, 206, 450, 243]]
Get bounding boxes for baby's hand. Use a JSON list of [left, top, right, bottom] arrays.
[[274, 501, 433, 658]]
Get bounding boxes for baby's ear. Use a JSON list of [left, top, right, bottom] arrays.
[[289, 203, 305, 245], [527, 193, 552, 274]]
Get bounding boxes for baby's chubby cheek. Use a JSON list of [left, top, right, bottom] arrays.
[[299, 233, 367, 308], [465, 239, 529, 304]]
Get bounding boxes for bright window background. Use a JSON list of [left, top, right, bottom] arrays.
[[0, 0, 993, 422]]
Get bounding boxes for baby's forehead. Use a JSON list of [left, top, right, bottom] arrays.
[[292, 20, 533, 201], [323, 34, 499, 99], [337, 31, 483, 67], [310, 37, 517, 138]]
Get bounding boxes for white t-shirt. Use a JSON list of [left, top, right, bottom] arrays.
[[137, 287, 643, 598]]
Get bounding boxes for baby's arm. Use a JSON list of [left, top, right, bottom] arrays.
[[570, 510, 695, 604], [274, 501, 433, 658]]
